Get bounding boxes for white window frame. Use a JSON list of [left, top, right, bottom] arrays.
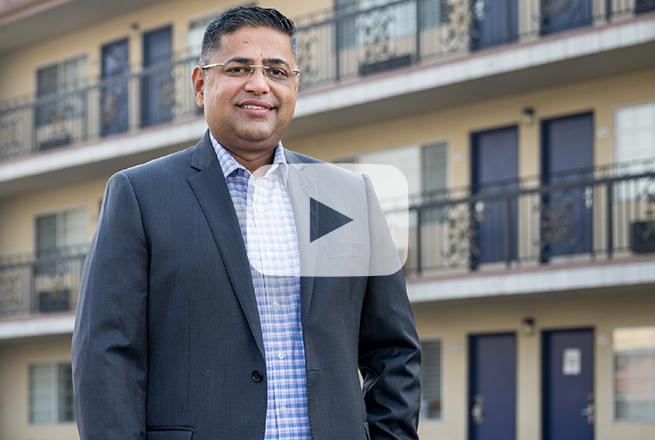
[[28, 360, 75, 425], [35, 206, 87, 257], [612, 325, 655, 422], [613, 100, 655, 201], [419, 337, 443, 421]]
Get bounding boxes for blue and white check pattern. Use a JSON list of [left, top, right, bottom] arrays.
[[211, 135, 311, 440]]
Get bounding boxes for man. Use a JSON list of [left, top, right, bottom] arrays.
[[72, 6, 420, 440]]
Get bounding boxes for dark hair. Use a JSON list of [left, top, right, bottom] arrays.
[[200, 6, 297, 66]]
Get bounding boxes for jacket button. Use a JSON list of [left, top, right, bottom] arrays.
[[252, 370, 263, 382]]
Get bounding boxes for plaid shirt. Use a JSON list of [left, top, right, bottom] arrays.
[[211, 135, 311, 440]]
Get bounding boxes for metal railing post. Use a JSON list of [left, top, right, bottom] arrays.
[[505, 196, 513, 268]]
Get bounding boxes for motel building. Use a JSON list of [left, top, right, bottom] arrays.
[[1, 0, 655, 439]]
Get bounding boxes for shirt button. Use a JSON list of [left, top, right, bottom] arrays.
[[267, 251, 273, 258], [251, 370, 263, 382], [257, 207, 265, 214], [272, 301, 280, 308], [278, 351, 285, 359], [281, 406, 288, 414]]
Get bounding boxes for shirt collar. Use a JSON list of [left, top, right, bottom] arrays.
[[210, 133, 288, 182]]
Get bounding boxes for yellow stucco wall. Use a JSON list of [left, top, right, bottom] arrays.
[[0, 0, 331, 101], [0, 3, 653, 440], [0, 335, 79, 440], [414, 286, 655, 440], [0, 177, 109, 256], [0, 289, 653, 440], [1, 67, 653, 258], [285, 67, 655, 191]]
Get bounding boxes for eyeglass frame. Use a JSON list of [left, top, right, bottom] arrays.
[[201, 62, 300, 79]]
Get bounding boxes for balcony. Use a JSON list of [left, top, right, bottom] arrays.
[[0, 54, 200, 163], [1, 164, 655, 319], [0, 247, 86, 319], [293, 0, 655, 89], [1, 0, 654, 165], [404, 160, 655, 277]]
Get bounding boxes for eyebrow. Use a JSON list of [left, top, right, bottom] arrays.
[[225, 57, 292, 67]]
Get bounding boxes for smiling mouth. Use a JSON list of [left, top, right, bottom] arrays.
[[240, 104, 271, 110]]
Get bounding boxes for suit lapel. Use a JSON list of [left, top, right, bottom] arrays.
[[285, 151, 319, 324], [187, 133, 265, 358]]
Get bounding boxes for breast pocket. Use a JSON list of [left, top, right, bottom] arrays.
[[326, 241, 366, 259], [321, 241, 368, 277], [146, 427, 194, 440]]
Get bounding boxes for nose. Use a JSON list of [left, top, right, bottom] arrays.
[[244, 66, 270, 94]]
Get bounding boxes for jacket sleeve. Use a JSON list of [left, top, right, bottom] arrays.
[[72, 171, 149, 439], [358, 175, 422, 440]]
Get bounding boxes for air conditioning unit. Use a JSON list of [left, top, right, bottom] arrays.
[[630, 221, 655, 253]]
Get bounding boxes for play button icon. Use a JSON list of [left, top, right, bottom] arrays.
[[248, 162, 408, 277], [310, 198, 353, 242]]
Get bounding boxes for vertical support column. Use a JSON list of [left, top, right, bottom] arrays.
[[606, 182, 613, 259], [334, 10, 341, 82], [415, 0, 422, 62], [415, 207, 423, 276]]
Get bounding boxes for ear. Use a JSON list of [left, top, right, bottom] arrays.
[[192, 66, 205, 108]]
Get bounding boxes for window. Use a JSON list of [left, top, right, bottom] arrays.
[[336, 0, 449, 50], [613, 326, 655, 421], [352, 143, 448, 198], [34, 207, 87, 312], [35, 55, 87, 150], [36, 207, 87, 259], [36, 55, 87, 124], [188, 15, 214, 59], [420, 339, 442, 420], [614, 101, 655, 200], [29, 362, 75, 424]]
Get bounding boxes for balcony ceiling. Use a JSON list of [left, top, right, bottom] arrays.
[[0, 0, 162, 54]]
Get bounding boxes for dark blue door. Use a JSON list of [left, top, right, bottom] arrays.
[[142, 26, 172, 127], [541, 0, 592, 35], [472, 126, 518, 267], [101, 39, 129, 136], [471, 0, 518, 50], [542, 329, 594, 440], [469, 333, 516, 440], [541, 113, 593, 260]]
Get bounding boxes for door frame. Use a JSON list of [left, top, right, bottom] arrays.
[[470, 124, 519, 269], [468, 331, 518, 440], [540, 111, 594, 261], [541, 326, 595, 440]]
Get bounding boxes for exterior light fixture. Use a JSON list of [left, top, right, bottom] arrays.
[[522, 317, 535, 337], [522, 107, 535, 126]]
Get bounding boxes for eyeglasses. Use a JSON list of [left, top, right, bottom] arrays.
[[202, 61, 300, 85]]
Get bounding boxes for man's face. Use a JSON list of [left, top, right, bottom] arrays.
[[192, 26, 299, 163]]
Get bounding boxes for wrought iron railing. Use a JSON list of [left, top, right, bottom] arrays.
[[0, 248, 86, 318], [404, 161, 655, 276], [294, 0, 653, 89], [1, 164, 655, 317], [0, 55, 200, 161], [1, 0, 653, 162]]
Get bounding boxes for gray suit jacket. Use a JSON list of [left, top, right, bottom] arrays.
[[72, 131, 421, 440]]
